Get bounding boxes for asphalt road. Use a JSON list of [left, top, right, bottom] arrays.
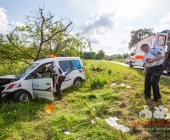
[[111, 61, 170, 79]]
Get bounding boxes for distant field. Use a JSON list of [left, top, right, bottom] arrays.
[[0, 60, 170, 140]]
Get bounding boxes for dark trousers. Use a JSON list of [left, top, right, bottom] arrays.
[[55, 76, 65, 100], [144, 65, 163, 101]]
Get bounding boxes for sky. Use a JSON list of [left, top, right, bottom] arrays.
[[1, 0, 170, 55]]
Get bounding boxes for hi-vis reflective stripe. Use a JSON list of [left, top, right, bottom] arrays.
[[131, 55, 144, 60], [6, 83, 22, 90]]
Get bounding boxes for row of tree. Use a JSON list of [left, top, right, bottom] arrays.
[[83, 50, 105, 60], [83, 50, 130, 60]]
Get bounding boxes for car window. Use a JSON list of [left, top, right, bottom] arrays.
[[34, 62, 52, 78], [16, 63, 40, 80], [70, 60, 82, 70], [59, 60, 72, 72], [158, 35, 166, 46]]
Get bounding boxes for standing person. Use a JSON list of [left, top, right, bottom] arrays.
[[52, 63, 65, 103], [141, 44, 164, 102]]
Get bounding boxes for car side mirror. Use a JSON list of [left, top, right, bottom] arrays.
[[25, 72, 35, 80], [131, 52, 134, 56]]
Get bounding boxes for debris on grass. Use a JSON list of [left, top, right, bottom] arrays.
[[63, 131, 71, 135], [120, 83, 125, 86], [105, 117, 130, 132], [91, 65, 103, 72], [91, 119, 95, 124], [111, 83, 116, 87], [126, 85, 131, 88], [62, 128, 71, 135], [45, 104, 55, 113]]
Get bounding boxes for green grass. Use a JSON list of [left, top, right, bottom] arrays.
[[0, 60, 170, 140]]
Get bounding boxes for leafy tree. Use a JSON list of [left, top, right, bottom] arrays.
[[56, 34, 91, 57], [6, 6, 73, 61], [110, 53, 130, 60], [83, 51, 96, 59], [5, 5, 90, 62], [122, 53, 130, 59], [128, 28, 155, 49], [104, 55, 112, 61], [96, 50, 105, 60]]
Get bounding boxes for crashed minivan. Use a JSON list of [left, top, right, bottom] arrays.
[[0, 57, 85, 103]]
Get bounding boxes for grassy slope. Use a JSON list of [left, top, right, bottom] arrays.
[[0, 60, 170, 140]]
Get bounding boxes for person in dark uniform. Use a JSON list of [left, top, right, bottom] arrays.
[[141, 44, 164, 102], [52, 63, 65, 103]]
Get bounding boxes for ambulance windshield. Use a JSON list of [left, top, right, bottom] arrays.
[[16, 63, 40, 79]]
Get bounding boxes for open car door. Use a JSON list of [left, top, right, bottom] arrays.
[[32, 62, 54, 101]]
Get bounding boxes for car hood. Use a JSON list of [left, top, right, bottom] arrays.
[[0, 75, 16, 79]]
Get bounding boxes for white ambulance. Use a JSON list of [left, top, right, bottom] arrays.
[[1, 57, 85, 102], [129, 30, 170, 74]]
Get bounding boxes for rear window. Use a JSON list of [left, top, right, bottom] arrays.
[[59, 61, 72, 72], [70, 60, 82, 70], [158, 35, 166, 46], [59, 60, 83, 72]]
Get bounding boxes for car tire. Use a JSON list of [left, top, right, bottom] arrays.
[[13, 90, 30, 103], [73, 78, 83, 87], [167, 72, 170, 75], [129, 61, 133, 68]]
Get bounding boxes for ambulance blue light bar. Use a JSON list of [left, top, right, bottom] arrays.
[[161, 30, 167, 33]]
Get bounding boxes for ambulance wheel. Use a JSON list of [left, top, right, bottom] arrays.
[[129, 61, 133, 68], [13, 90, 30, 103], [73, 78, 83, 87]]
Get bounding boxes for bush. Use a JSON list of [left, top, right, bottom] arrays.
[[90, 78, 107, 89]]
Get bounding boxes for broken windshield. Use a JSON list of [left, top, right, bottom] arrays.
[[16, 63, 40, 79]]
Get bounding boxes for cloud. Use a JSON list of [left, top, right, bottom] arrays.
[[120, 38, 127, 44], [159, 11, 170, 23], [153, 24, 170, 33], [0, 7, 9, 33], [80, 10, 133, 55], [153, 11, 170, 32], [81, 11, 116, 46], [89, 38, 99, 44], [0, 8, 24, 34], [11, 21, 24, 27], [82, 11, 115, 34]]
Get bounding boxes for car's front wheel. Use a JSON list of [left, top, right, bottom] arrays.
[[129, 61, 133, 68], [13, 90, 30, 103]]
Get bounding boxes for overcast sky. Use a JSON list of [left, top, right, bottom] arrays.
[[1, 0, 170, 55]]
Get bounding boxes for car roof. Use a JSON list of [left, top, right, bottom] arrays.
[[35, 57, 81, 65]]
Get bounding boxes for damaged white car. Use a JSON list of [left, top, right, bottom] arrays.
[[0, 57, 85, 103]]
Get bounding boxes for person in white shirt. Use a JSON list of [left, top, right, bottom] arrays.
[[141, 44, 164, 102], [52, 63, 65, 103]]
